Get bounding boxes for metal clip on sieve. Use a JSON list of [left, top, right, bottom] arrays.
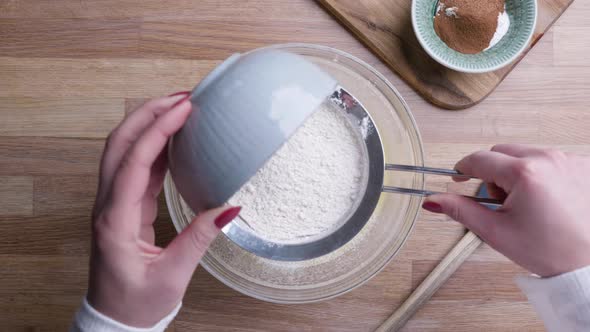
[[383, 164, 503, 206]]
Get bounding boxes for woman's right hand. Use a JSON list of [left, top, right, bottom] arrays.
[[423, 144, 590, 277]]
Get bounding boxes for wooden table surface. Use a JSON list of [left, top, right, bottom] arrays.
[[1, 1, 589, 331]]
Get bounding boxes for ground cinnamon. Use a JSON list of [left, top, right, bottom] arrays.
[[434, 0, 504, 54]]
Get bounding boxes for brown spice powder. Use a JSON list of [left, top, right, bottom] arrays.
[[434, 0, 505, 54]]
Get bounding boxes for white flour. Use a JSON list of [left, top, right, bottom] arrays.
[[229, 103, 365, 244], [486, 9, 510, 50]]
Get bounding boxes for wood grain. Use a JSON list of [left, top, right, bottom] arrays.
[[402, 301, 544, 331], [0, 0, 327, 20], [0, 216, 91, 255], [138, 20, 359, 60], [0, 176, 33, 216], [0, 57, 219, 98], [34, 176, 98, 216], [411, 260, 529, 301], [0, 137, 104, 176], [554, 27, 590, 65], [317, 0, 574, 109], [376, 231, 482, 331], [0, 97, 123, 138], [1, 0, 589, 331], [0, 255, 88, 328], [0, 19, 140, 58]]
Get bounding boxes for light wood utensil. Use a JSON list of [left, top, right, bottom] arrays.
[[376, 231, 483, 332]]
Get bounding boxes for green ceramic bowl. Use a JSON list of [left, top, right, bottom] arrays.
[[412, 0, 537, 73]]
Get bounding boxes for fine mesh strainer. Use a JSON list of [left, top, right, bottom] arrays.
[[222, 86, 501, 261]]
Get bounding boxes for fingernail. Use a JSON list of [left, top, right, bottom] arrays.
[[171, 94, 192, 109], [214, 206, 242, 229], [422, 201, 443, 214], [168, 91, 191, 97]]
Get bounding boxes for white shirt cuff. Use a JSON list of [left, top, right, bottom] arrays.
[[70, 298, 181, 332], [516, 265, 590, 332]]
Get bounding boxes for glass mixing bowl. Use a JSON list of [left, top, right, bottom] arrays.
[[164, 43, 424, 303]]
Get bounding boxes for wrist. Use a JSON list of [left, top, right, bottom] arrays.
[[516, 265, 590, 332], [540, 249, 590, 278], [73, 297, 181, 332], [87, 283, 180, 327]]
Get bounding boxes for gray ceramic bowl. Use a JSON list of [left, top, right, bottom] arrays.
[[168, 49, 338, 213]]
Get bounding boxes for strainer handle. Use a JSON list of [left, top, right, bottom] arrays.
[[382, 186, 502, 205], [384, 164, 503, 206], [385, 164, 473, 178]]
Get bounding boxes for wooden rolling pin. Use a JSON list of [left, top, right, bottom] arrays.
[[376, 231, 483, 332]]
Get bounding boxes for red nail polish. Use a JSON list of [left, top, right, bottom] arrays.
[[422, 201, 443, 214], [214, 207, 242, 229], [168, 91, 191, 97]]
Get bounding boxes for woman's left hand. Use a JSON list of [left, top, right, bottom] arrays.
[[87, 92, 240, 327]]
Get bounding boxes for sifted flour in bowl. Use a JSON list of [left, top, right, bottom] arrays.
[[229, 103, 366, 244]]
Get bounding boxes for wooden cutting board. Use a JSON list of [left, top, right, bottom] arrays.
[[318, 0, 574, 109]]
